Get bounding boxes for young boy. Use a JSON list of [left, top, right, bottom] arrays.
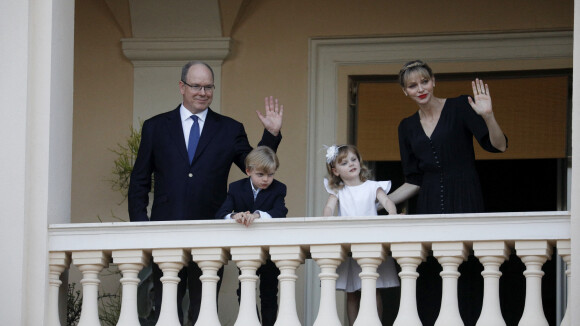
[[215, 146, 287, 326]]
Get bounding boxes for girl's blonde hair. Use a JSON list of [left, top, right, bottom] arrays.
[[325, 145, 371, 190]]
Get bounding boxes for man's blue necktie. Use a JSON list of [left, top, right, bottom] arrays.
[[188, 115, 200, 163]]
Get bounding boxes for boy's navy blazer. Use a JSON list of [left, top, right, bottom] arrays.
[[128, 106, 281, 221], [215, 178, 288, 219]]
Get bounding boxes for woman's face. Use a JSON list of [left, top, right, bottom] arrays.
[[403, 71, 435, 105]]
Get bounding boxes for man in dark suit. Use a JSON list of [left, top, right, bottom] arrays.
[[128, 61, 283, 324], [215, 146, 287, 326]]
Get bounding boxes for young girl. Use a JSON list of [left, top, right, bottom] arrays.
[[322, 144, 399, 326]]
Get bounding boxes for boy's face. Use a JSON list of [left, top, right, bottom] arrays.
[[246, 168, 275, 190]]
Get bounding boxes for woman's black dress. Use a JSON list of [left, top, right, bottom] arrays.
[[397, 95, 505, 326], [398, 95, 503, 214]]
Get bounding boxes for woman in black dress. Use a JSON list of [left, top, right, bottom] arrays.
[[390, 60, 507, 212], [389, 60, 507, 326]]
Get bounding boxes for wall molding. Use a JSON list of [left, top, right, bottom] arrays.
[[121, 37, 232, 67]]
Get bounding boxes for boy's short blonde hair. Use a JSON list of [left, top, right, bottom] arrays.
[[245, 146, 279, 174]]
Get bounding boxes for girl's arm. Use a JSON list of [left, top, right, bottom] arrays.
[[377, 188, 398, 215], [323, 195, 338, 216], [387, 182, 420, 205]]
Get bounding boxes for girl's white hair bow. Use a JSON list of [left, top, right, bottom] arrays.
[[324, 145, 340, 164]]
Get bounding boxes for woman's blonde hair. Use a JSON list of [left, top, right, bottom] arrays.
[[398, 60, 434, 88], [325, 145, 371, 190]]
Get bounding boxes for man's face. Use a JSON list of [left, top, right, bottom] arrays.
[[179, 64, 214, 114], [246, 168, 275, 190]]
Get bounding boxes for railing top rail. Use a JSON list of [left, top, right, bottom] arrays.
[[48, 211, 571, 252]]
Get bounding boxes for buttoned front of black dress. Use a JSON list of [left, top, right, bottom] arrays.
[[398, 95, 504, 214]]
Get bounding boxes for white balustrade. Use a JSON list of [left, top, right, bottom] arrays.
[[112, 250, 150, 326], [72, 250, 109, 326], [271, 246, 306, 326], [48, 252, 70, 326], [46, 212, 572, 326], [433, 241, 468, 326], [351, 243, 386, 326], [310, 244, 346, 326], [515, 240, 552, 326], [192, 247, 230, 326], [474, 241, 509, 326], [557, 240, 571, 326], [153, 248, 190, 326], [391, 242, 427, 326], [231, 246, 266, 326]]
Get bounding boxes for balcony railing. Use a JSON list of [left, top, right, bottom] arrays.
[[48, 211, 571, 326]]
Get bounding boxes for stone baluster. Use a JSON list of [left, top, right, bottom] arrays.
[[231, 246, 266, 326], [72, 250, 109, 326], [112, 250, 150, 326], [557, 240, 571, 326], [473, 241, 509, 326], [351, 243, 386, 326], [391, 242, 427, 326], [515, 240, 552, 326], [310, 244, 346, 326], [48, 252, 70, 326], [432, 242, 468, 326], [153, 248, 190, 326], [191, 247, 230, 326], [270, 246, 306, 326]]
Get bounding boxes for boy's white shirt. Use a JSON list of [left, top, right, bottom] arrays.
[[224, 177, 273, 219]]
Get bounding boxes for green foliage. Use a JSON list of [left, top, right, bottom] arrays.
[[110, 122, 142, 201], [67, 283, 82, 326], [98, 291, 122, 326], [67, 276, 124, 325]]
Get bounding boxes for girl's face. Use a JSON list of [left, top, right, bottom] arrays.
[[332, 150, 361, 182], [403, 71, 435, 105]]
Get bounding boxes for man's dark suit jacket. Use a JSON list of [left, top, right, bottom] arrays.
[[215, 178, 288, 219], [128, 106, 281, 222]]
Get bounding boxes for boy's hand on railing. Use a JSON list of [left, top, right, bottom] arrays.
[[232, 212, 260, 227]]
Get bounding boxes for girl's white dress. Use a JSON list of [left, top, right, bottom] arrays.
[[324, 179, 400, 292]]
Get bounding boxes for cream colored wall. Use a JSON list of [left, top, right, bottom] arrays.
[[72, 0, 133, 223]]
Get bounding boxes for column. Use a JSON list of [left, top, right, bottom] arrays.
[[153, 248, 190, 326], [191, 247, 230, 326], [351, 243, 386, 326], [515, 240, 552, 326], [112, 250, 150, 326], [72, 251, 109, 326], [231, 246, 266, 326], [432, 242, 468, 326], [48, 252, 70, 326], [270, 246, 306, 326], [474, 241, 509, 326], [391, 242, 427, 326], [310, 244, 346, 326], [557, 240, 571, 326], [3, 1, 74, 324]]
